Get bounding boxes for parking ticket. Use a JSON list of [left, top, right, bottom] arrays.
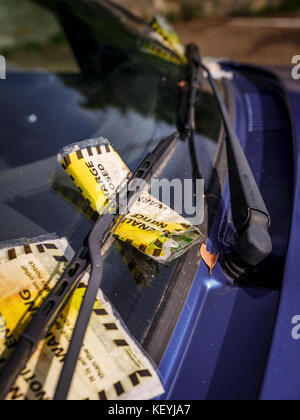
[[58, 138, 204, 263], [0, 236, 164, 400]]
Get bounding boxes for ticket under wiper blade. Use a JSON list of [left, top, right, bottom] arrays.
[[0, 133, 179, 401]]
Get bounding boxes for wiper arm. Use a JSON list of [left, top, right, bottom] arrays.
[[0, 133, 179, 401], [191, 46, 272, 266]]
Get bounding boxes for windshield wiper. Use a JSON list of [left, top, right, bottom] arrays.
[[0, 132, 179, 401], [190, 45, 272, 266]]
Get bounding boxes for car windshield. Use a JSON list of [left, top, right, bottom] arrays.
[[0, 0, 222, 352]]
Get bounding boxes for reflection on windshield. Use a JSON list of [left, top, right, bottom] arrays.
[[0, 0, 222, 346], [0, 0, 78, 73]]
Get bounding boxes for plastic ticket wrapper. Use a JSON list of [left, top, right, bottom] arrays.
[[58, 138, 204, 264], [0, 236, 164, 400]]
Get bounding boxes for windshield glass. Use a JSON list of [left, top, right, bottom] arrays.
[[0, 0, 222, 346]]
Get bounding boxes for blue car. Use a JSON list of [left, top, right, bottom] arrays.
[[0, 0, 299, 401]]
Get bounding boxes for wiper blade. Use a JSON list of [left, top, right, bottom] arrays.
[[190, 46, 272, 266], [0, 132, 179, 401]]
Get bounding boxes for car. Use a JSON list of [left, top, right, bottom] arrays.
[[0, 0, 299, 401]]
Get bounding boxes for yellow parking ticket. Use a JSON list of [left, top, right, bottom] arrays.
[[0, 236, 164, 400], [58, 138, 204, 263]]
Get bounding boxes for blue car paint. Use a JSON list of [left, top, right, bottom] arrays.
[[159, 269, 279, 400], [260, 75, 300, 400], [159, 64, 295, 400]]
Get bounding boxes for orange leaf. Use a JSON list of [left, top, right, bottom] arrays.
[[200, 244, 219, 276]]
